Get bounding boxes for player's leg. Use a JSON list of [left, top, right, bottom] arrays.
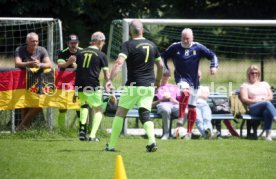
[[137, 86, 157, 152], [88, 91, 104, 142], [58, 109, 67, 129], [106, 87, 136, 151], [107, 106, 129, 150], [177, 82, 190, 126], [185, 88, 198, 139], [78, 92, 89, 141], [76, 109, 80, 124]]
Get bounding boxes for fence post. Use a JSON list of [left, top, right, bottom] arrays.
[[11, 110, 15, 133]]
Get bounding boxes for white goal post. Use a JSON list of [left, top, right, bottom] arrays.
[[0, 17, 63, 62], [0, 17, 63, 132], [107, 19, 276, 85]]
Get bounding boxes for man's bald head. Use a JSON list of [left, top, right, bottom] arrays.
[[129, 19, 144, 37]]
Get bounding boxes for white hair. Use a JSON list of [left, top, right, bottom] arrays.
[[26, 32, 38, 41], [181, 28, 193, 35]]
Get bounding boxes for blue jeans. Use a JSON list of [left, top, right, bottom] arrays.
[[196, 100, 213, 136], [249, 101, 276, 130]]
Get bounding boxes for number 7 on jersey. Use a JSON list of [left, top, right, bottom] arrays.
[[142, 45, 150, 62]]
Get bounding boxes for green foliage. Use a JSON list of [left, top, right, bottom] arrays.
[[1, 0, 275, 52]]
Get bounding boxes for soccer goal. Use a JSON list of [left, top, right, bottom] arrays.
[[107, 19, 276, 87]]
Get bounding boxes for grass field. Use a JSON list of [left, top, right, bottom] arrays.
[[1, 57, 276, 178], [0, 133, 276, 179]]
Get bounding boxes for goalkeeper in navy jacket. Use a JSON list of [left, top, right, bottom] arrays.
[[161, 28, 218, 139]]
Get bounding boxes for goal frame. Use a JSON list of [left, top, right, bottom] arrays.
[[0, 17, 63, 132], [0, 17, 63, 61], [107, 18, 276, 84]]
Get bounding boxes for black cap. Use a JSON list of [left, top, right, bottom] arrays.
[[68, 34, 79, 43]]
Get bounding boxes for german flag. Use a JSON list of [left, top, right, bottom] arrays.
[[0, 68, 80, 110]]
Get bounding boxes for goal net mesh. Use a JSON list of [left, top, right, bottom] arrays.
[[0, 18, 62, 62], [108, 20, 276, 88]]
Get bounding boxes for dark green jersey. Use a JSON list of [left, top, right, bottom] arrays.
[[120, 38, 161, 86], [75, 46, 108, 91], [57, 47, 82, 68]]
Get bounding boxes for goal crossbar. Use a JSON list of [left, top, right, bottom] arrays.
[[123, 19, 276, 26]]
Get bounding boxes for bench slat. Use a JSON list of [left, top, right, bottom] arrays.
[[241, 114, 262, 120]]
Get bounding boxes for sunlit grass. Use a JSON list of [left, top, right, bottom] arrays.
[[0, 136, 275, 179]]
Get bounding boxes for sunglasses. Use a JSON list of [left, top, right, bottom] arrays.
[[250, 72, 259, 75]]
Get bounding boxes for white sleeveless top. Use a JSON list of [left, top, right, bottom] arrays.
[[240, 81, 270, 101]]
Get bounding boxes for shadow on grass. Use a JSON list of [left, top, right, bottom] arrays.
[[58, 149, 120, 153]]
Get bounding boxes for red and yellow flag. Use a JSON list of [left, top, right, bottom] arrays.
[[0, 68, 79, 110]]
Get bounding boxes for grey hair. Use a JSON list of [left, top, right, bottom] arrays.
[[91, 31, 106, 42], [26, 32, 38, 41], [181, 28, 193, 35]]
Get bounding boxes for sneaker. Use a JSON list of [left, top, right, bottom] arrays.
[[103, 143, 115, 152], [146, 143, 158, 152], [204, 128, 212, 139], [161, 133, 170, 140], [211, 130, 221, 139], [79, 131, 87, 141], [79, 123, 87, 141], [88, 137, 100, 142], [184, 133, 192, 140], [265, 136, 272, 141]]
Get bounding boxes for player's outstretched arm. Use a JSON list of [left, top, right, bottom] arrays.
[[155, 58, 164, 88], [103, 69, 111, 92], [110, 56, 125, 81]]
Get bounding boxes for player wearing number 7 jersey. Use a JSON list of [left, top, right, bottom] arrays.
[[73, 31, 110, 142], [104, 19, 163, 152]]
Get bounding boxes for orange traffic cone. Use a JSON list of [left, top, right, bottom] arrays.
[[114, 155, 127, 179]]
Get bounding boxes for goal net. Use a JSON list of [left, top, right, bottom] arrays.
[[0, 17, 63, 132], [0, 17, 63, 66], [107, 19, 276, 90]]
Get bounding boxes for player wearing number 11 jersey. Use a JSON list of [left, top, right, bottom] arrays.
[[105, 19, 163, 152], [74, 31, 110, 142]]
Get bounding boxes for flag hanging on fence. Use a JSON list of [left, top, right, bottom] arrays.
[[0, 68, 80, 110]]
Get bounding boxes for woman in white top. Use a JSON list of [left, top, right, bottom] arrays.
[[240, 65, 276, 141]]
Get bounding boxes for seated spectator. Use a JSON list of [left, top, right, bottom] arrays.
[[15, 32, 52, 130], [195, 86, 214, 139], [152, 70, 179, 140], [240, 64, 276, 141]]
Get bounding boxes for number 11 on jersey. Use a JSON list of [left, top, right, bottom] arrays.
[[83, 53, 92, 68]]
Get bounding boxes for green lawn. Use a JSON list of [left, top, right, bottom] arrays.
[[0, 133, 275, 179], [1, 57, 276, 179]]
